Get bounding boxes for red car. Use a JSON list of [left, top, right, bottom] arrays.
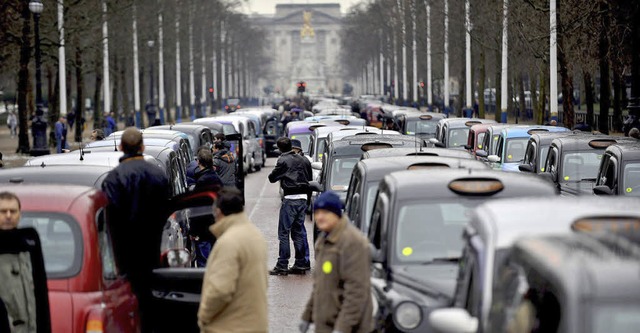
[[3, 184, 140, 333]]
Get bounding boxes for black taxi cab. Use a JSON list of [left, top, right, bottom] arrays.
[[540, 136, 636, 196], [433, 118, 497, 149], [367, 169, 557, 332], [485, 232, 640, 333], [344, 156, 488, 234], [361, 147, 474, 160], [428, 196, 640, 333], [593, 142, 640, 196], [518, 131, 578, 174]]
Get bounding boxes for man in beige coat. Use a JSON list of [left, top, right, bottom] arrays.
[[300, 191, 373, 333], [198, 188, 268, 333]]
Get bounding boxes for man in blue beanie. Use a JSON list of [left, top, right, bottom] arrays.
[[299, 191, 373, 333]]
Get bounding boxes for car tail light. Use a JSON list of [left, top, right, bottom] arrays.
[[86, 319, 104, 333]]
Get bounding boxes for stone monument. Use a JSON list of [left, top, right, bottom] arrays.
[[288, 11, 327, 95]]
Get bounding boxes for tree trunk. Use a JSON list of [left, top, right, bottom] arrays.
[[530, 70, 539, 124], [612, 69, 623, 132], [495, 47, 501, 123], [583, 71, 594, 128], [17, 2, 32, 154], [518, 72, 526, 123], [75, 46, 84, 142], [94, 49, 102, 130], [478, 48, 485, 119], [48, 66, 59, 133], [112, 54, 119, 121], [120, 55, 130, 127], [598, 1, 611, 134]]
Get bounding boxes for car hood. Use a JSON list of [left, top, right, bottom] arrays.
[[393, 264, 458, 300], [559, 181, 595, 196], [49, 291, 73, 333]]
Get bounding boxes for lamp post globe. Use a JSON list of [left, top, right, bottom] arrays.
[[30, 0, 49, 156]]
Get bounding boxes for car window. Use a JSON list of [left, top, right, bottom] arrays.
[[505, 138, 528, 163], [19, 213, 82, 278], [406, 120, 437, 135], [603, 157, 617, 189], [290, 134, 311, 153], [592, 304, 640, 333], [448, 128, 469, 148], [622, 162, 640, 196], [523, 141, 536, 165], [561, 151, 603, 182], [545, 147, 558, 175], [316, 139, 327, 161], [96, 208, 118, 279], [477, 133, 486, 150], [329, 157, 359, 190], [368, 195, 385, 250], [394, 201, 475, 263]]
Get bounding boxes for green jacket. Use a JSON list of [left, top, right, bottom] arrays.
[[302, 216, 373, 333]]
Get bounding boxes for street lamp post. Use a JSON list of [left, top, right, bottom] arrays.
[[146, 40, 157, 127], [29, 0, 49, 156]]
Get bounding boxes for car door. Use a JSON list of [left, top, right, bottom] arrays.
[[0, 228, 51, 333], [225, 133, 245, 203], [151, 190, 218, 333]]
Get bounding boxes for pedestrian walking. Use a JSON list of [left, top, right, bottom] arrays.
[[101, 127, 170, 333], [103, 112, 117, 136], [268, 137, 312, 275], [197, 188, 268, 333], [6, 112, 17, 138], [212, 141, 236, 188], [299, 191, 373, 333], [54, 116, 69, 153]]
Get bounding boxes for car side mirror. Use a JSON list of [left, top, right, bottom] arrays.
[[309, 180, 323, 192], [463, 144, 472, 150], [434, 142, 445, 148], [518, 164, 534, 173], [429, 138, 439, 144], [311, 162, 323, 171], [429, 308, 478, 333], [487, 155, 501, 163], [476, 149, 488, 158], [593, 185, 613, 195], [370, 243, 384, 263]]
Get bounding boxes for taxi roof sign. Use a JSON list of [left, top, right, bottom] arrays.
[[361, 142, 394, 151], [572, 217, 640, 234], [407, 163, 450, 170], [448, 178, 504, 195], [465, 121, 482, 127], [588, 139, 617, 149], [527, 128, 549, 135], [335, 119, 351, 125], [419, 115, 433, 120]]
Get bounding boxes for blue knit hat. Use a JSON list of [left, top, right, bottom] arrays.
[[314, 191, 343, 217]]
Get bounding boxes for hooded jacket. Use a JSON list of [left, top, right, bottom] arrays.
[[194, 167, 223, 191], [302, 216, 373, 333], [268, 150, 312, 196], [212, 149, 236, 187], [197, 212, 268, 333]]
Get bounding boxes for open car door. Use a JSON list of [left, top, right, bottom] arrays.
[[225, 133, 245, 204], [152, 190, 217, 333], [0, 228, 51, 333]]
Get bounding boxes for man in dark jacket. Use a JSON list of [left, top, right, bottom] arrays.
[[101, 127, 170, 333], [268, 137, 312, 275], [212, 141, 237, 187], [194, 148, 223, 192]]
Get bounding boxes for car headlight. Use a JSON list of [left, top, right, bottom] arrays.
[[394, 301, 422, 330]]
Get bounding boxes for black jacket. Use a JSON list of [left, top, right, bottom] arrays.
[[213, 149, 237, 187], [268, 150, 312, 196], [101, 153, 170, 275], [194, 167, 223, 191]]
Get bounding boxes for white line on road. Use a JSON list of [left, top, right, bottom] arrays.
[[249, 177, 272, 221]]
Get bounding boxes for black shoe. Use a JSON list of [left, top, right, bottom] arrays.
[[289, 265, 311, 275], [269, 266, 289, 276]]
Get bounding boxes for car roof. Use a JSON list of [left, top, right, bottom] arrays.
[[551, 135, 636, 151], [313, 125, 349, 137], [337, 134, 423, 147], [501, 126, 570, 138], [0, 165, 112, 188], [361, 147, 474, 159], [529, 131, 580, 146], [0, 183, 105, 212], [470, 196, 640, 249], [441, 118, 496, 129], [327, 128, 400, 142], [402, 112, 446, 120], [151, 124, 209, 134], [287, 121, 323, 134], [512, 233, 640, 299], [185, 120, 225, 131], [605, 142, 640, 160], [358, 155, 489, 181], [384, 169, 557, 202], [86, 137, 178, 149], [25, 151, 164, 169]]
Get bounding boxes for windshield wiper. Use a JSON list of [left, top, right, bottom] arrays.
[[422, 257, 460, 264], [580, 178, 597, 182]]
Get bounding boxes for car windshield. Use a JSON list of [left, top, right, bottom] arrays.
[[364, 181, 380, 231], [539, 145, 550, 172], [222, 124, 236, 135], [406, 120, 437, 135], [476, 133, 486, 149], [394, 201, 476, 263], [448, 128, 469, 147], [19, 212, 80, 278], [491, 134, 501, 154], [315, 138, 327, 162], [290, 133, 311, 153], [561, 151, 603, 182], [504, 138, 528, 163], [592, 303, 640, 333], [329, 157, 359, 191], [622, 162, 640, 196]]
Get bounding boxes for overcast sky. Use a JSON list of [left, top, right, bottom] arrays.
[[240, 0, 363, 15]]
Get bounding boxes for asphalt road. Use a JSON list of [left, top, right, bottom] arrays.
[[243, 157, 315, 332]]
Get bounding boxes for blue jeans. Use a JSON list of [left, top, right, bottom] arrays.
[[194, 240, 212, 267], [277, 199, 310, 269]]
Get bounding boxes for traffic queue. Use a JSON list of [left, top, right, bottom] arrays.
[[0, 96, 639, 333]]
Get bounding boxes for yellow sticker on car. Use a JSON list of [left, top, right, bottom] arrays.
[[541, 167, 545, 172], [478, 145, 482, 149], [322, 261, 332, 274], [627, 188, 633, 193], [291, 136, 297, 139], [508, 155, 512, 160], [402, 247, 413, 256], [318, 153, 323, 158], [564, 176, 570, 181]]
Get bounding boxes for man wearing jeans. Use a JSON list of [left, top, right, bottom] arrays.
[[268, 137, 312, 275]]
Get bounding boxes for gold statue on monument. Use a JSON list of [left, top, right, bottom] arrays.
[[300, 11, 315, 39]]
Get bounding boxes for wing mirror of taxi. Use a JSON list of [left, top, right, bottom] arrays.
[[476, 149, 488, 158], [518, 164, 534, 173], [429, 308, 478, 333], [309, 180, 324, 192], [593, 185, 613, 195], [429, 138, 439, 145], [311, 162, 323, 171], [487, 155, 501, 163], [463, 144, 472, 150]]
